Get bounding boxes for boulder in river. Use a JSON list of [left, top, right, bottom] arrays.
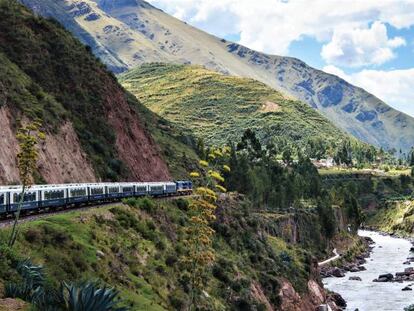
[[373, 273, 394, 282], [327, 292, 347, 308], [349, 276, 362, 281], [402, 286, 412, 291], [332, 267, 345, 278]]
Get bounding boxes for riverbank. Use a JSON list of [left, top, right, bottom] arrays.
[[323, 230, 414, 311], [320, 234, 374, 278], [364, 200, 414, 239]]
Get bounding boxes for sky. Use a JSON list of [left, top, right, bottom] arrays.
[[147, 0, 414, 117]]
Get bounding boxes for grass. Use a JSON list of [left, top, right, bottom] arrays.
[[119, 63, 350, 147], [0, 195, 339, 310], [366, 200, 414, 236]]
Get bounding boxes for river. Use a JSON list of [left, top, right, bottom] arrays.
[[323, 230, 414, 311]]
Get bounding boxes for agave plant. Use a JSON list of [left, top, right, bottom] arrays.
[[61, 281, 128, 311], [5, 259, 128, 311], [5, 258, 45, 301]]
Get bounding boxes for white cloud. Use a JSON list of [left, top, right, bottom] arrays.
[[321, 22, 405, 67], [148, 0, 414, 61], [324, 65, 414, 117]]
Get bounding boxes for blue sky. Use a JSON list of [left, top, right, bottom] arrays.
[[148, 0, 414, 117]]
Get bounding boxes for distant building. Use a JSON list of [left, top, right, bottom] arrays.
[[311, 157, 334, 168]]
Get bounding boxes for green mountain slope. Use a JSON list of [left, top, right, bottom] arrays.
[[119, 63, 350, 147], [19, 0, 414, 152], [0, 196, 350, 310], [0, 0, 196, 183]]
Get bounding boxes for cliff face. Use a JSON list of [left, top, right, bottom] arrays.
[[0, 0, 171, 183]]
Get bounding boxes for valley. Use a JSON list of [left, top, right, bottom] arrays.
[[0, 0, 413, 310]]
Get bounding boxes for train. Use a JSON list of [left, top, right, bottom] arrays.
[[0, 180, 193, 216]]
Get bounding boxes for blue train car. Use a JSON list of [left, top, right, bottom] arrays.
[[135, 184, 148, 196], [40, 187, 66, 208], [106, 184, 123, 199], [89, 185, 106, 201], [9, 189, 39, 212], [67, 186, 88, 204], [165, 182, 177, 195], [148, 183, 165, 196], [0, 180, 193, 218], [121, 185, 135, 198], [0, 191, 7, 214]]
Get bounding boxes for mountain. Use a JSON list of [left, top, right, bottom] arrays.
[[0, 0, 196, 184], [19, 0, 414, 153], [119, 63, 351, 147]]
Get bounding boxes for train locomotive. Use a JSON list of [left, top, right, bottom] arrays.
[[0, 180, 192, 216]]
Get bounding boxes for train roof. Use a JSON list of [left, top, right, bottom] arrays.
[[0, 181, 181, 191]]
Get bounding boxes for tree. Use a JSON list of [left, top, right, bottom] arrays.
[[8, 122, 44, 247], [282, 148, 292, 165], [316, 196, 336, 239]]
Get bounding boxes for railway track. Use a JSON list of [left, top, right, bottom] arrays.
[[0, 195, 192, 228]]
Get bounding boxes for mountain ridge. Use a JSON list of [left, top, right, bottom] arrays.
[[0, 0, 197, 184], [19, 0, 414, 153]]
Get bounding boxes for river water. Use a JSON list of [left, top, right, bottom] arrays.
[[323, 230, 414, 311]]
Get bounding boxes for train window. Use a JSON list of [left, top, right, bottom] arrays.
[[122, 186, 133, 193], [70, 188, 86, 197], [44, 190, 64, 200], [91, 188, 104, 195], [14, 192, 36, 202], [108, 187, 120, 193], [0, 194, 4, 204], [136, 186, 146, 192], [151, 186, 163, 191]]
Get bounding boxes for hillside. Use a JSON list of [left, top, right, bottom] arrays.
[[119, 63, 350, 147], [0, 0, 197, 184], [19, 0, 414, 152], [0, 196, 352, 310]]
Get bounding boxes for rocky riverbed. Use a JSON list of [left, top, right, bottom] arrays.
[[323, 230, 414, 310]]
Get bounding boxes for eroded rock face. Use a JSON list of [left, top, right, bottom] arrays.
[[278, 279, 326, 311], [0, 107, 96, 184], [250, 281, 274, 311]]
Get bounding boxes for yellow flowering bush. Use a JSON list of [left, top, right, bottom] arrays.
[[182, 145, 230, 308]]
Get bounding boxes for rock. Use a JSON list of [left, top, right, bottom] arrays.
[[402, 286, 412, 291], [373, 277, 389, 282], [403, 261, 411, 265], [327, 292, 347, 308], [96, 250, 105, 258], [349, 276, 362, 281], [349, 266, 360, 272], [316, 304, 330, 311], [379, 273, 393, 281], [332, 267, 345, 278], [405, 267, 414, 273]]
